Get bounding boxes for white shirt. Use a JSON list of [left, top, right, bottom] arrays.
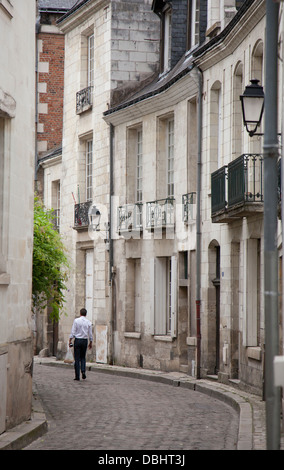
[[70, 315, 93, 341]]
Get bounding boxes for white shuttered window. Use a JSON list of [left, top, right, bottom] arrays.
[[150, 256, 177, 337]]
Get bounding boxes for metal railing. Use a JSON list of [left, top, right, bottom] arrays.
[[52, 209, 60, 232], [74, 201, 92, 228], [182, 192, 196, 223], [76, 86, 93, 114], [211, 166, 227, 214], [146, 198, 175, 229], [117, 203, 143, 232], [228, 153, 263, 207], [211, 154, 264, 216]]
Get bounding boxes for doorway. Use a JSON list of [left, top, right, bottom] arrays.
[[208, 241, 220, 375]]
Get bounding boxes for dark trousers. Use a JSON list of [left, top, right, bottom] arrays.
[[74, 338, 88, 379]]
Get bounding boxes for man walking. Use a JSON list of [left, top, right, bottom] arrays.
[[69, 308, 93, 381]]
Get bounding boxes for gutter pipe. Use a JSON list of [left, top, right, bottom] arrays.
[[109, 122, 115, 365], [35, 16, 40, 187], [195, 64, 203, 380], [263, 0, 280, 450]]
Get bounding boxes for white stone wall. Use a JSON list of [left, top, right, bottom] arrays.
[[58, 0, 160, 362], [105, 70, 199, 371], [195, 1, 273, 389], [0, 0, 35, 431]]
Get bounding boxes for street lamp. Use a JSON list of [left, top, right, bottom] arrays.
[[240, 79, 265, 137], [88, 204, 101, 231]]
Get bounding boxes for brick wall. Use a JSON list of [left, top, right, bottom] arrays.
[[37, 31, 65, 154]]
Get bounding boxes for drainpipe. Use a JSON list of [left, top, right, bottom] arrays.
[[263, 0, 280, 450], [35, 16, 40, 188], [195, 65, 203, 380], [109, 122, 115, 365]]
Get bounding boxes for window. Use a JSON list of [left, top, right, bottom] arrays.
[[163, 8, 172, 72], [157, 115, 174, 200], [86, 140, 93, 202], [187, 0, 200, 50], [167, 119, 174, 197], [245, 239, 260, 346], [0, 118, 5, 270], [136, 129, 143, 203], [52, 180, 60, 230], [209, 82, 222, 173], [233, 63, 243, 156], [88, 34, 94, 87], [77, 30, 94, 114], [150, 256, 177, 337], [136, 129, 143, 226], [0, 117, 9, 277], [125, 258, 142, 333], [85, 249, 93, 319]]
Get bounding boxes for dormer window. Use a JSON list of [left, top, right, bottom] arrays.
[[162, 7, 172, 72], [187, 0, 200, 50], [152, 1, 173, 74]]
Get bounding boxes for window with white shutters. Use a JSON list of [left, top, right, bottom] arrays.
[[86, 140, 93, 202], [150, 256, 177, 337]]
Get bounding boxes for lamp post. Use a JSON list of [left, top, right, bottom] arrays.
[[240, 79, 264, 137], [88, 205, 101, 231], [240, 0, 280, 450]]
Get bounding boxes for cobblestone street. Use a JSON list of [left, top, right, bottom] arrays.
[[24, 362, 239, 451]]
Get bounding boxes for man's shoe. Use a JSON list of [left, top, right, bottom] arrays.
[[82, 373, 86, 379], [74, 378, 80, 381]]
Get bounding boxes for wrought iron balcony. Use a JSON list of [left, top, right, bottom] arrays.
[[146, 198, 175, 230], [117, 203, 143, 234], [52, 209, 60, 232], [182, 192, 196, 223], [74, 201, 92, 230], [76, 86, 93, 114], [211, 154, 264, 223]]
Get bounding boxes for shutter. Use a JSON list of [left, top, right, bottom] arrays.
[[85, 250, 93, 320], [170, 255, 177, 337], [246, 239, 258, 346], [155, 258, 167, 335], [150, 258, 155, 335]]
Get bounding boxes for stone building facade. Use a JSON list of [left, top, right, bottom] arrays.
[[0, 0, 36, 433], [193, 0, 269, 393], [103, 0, 282, 395], [55, 0, 161, 362], [43, 0, 284, 397], [35, 0, 75, 357]]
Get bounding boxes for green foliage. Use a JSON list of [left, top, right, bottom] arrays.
[[32, 196, 69, 322]]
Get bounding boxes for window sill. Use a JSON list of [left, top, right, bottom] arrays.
[[0, 0, 13, 19], [0, 272, 10, 285], [124, 332, 141, 339], [154, 335, 173, 342], [247, 346, 262, 361], [186, 336, 196, 346]]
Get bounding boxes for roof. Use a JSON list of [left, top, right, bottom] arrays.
[[38, 0, 77, 13], [56, 0, 92, 23], [104, 52, 195, 118], [104, 0, 258, 118]]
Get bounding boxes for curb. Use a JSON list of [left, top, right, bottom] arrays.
[[0, 357, 265, 450], [0, 385, 48, 451]]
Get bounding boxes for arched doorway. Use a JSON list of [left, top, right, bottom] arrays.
[[208, 240, 220, 374]]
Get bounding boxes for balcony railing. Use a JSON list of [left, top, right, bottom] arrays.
[[76, 86, 93, 114], [146, 198, 175, 229], [74, 201, 92, 230], [211, 154, 264, 222], [117, 203, 143, 233], [182, 192, 196, 223], [52, 209, 60, 232]]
